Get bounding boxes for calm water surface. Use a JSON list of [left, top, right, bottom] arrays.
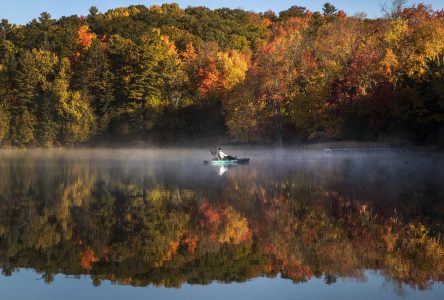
[[0, 148, 443, 299]]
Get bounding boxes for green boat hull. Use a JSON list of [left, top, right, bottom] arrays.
[[203, 158, 250, 165]]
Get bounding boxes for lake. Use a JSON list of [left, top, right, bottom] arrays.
[[0, 148, 443, 300]]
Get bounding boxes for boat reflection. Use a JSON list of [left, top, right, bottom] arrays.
[[219, 165, 228, 175]]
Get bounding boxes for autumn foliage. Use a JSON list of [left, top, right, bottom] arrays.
[[77, 25, 97, 49], [1, 2, 444, 145]]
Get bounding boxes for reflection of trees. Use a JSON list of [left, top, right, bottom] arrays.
[[0, 156, 443, 290]]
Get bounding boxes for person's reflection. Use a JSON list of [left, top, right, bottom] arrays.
[[219, 165, 228, 176]]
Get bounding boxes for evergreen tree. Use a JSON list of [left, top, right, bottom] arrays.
[[0, 103, 9, 143], [322, 3, 338, 17], [73, 39, 114, 133], [89, 6, 99, 17], [10, 110, 37, 146], [53, 58, 96, 144]]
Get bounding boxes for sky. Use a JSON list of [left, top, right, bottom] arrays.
[[1, 0, 444, 24]]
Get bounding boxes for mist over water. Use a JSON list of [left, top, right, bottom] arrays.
[[0, 148, 443, 299]]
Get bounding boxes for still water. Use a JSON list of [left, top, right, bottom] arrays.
[[0, 148, 443, 299]]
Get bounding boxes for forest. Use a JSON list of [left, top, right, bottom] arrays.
[[0, 2, 444, 146]]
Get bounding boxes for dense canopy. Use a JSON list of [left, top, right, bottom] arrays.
[[0, 2, 444, 146]]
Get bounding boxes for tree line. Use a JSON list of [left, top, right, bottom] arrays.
[[0, 2, 443, 146]]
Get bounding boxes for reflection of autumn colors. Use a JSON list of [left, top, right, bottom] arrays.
[[0, 155, 443, 290], [81, 248, 98, 270], [199, 201, 252, 243]]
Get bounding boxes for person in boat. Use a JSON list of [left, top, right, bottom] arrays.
[[217, 148, 236, 161]]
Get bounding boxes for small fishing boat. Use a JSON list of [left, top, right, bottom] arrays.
[[204, 148, 250, 165], [203, 158, 250, 165]]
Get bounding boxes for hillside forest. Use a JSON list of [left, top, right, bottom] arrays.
[[0, 2, 444, 146]]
